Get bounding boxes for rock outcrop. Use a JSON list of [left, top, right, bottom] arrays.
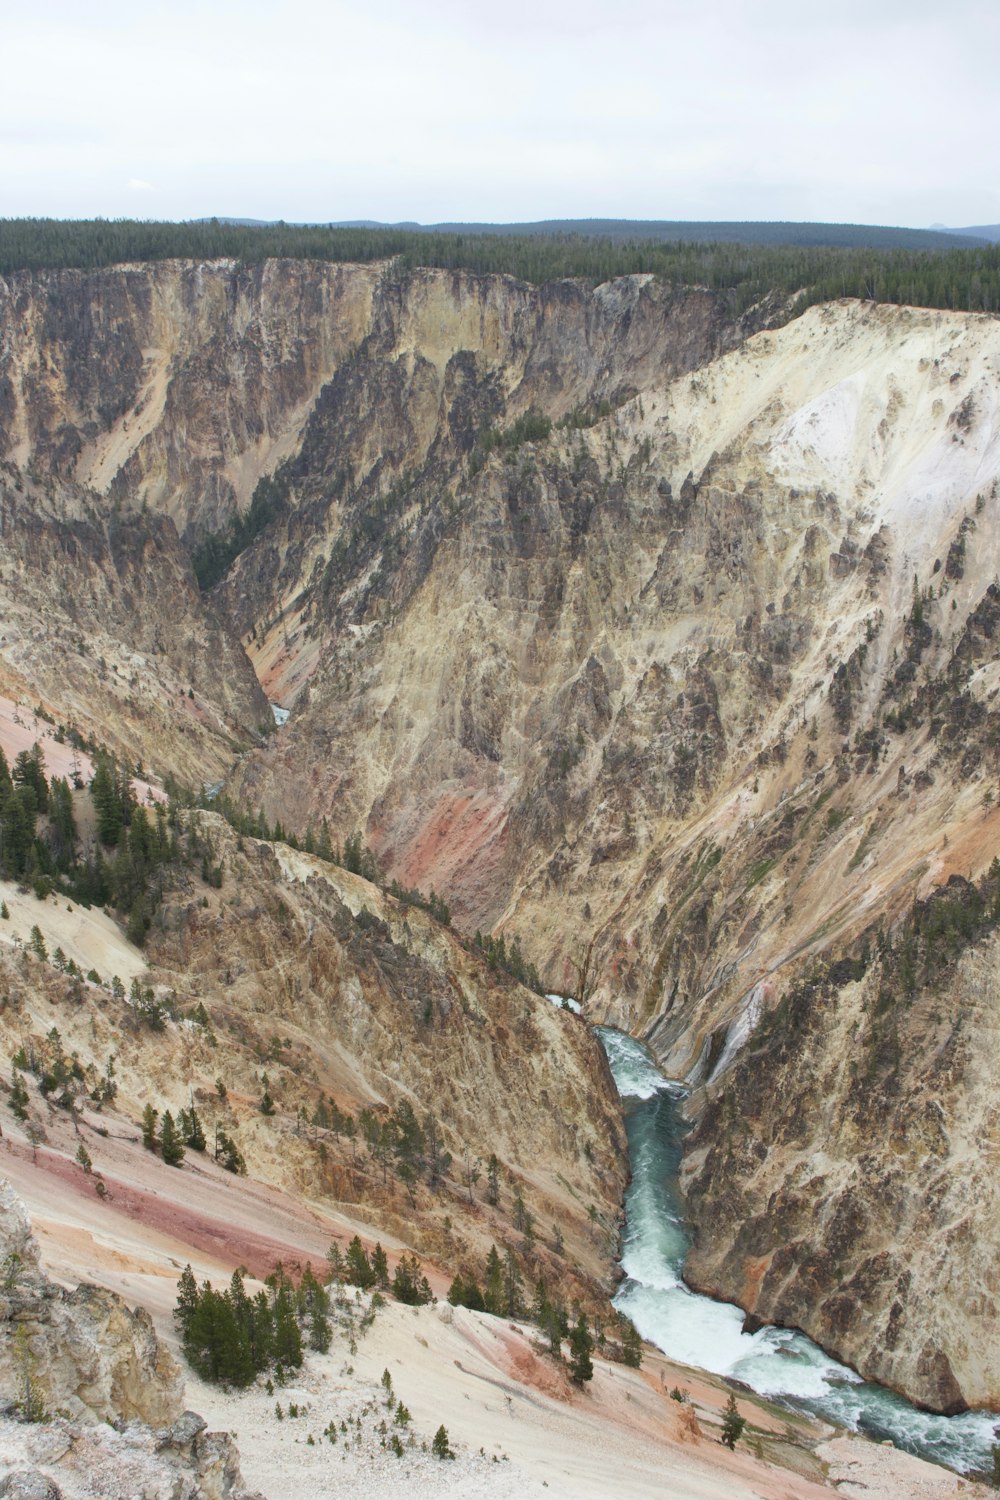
[[0, 1179, 180, 1426], [0, 1181, 257, 1498]]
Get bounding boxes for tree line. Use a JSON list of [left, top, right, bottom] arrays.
[[1, 738, 223, 946], [2, 217, 1000, 315]]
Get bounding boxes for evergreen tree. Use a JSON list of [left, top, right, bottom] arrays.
[[483, 1244, 504, 1315], [180, 1105, 207, 1151], [126, 894, 148, 946], [12, 745, 48, 814], [249, 1289, 274, 1372], [391, 1253, 433, 1305], [174, 1265, 199, 1339], [47, 777, 76, 868], [141, 1103, 159, 1151], [90, 756, 123, 846], [269, 1270, 304, 1370], [431, 1425, 455, 1460], [159, 1110, 185, 1167], [345, 1235, 375, 1289], [462, 1277, 485, 1312], [298, 1267, 332, 1353], [9, 1069, 29, 1122], [326, 1242, 345, 1283], [486, 1153, 501, 1207], [620, 1316, 643, 1368], [215, 1128, 246, 1174], [721, 1391, 746, 1449], [185, 1285, 254, 1387], [568, 1313, 594, 1384], [503, 1248, 523, 1318], [371, 1242, 390, 1289]]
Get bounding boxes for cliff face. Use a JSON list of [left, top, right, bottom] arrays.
[[0, 1178, 181, 1427], [0, 467, 268, 780], [0, 812, 626, 1299], [0, 260, 380, 541], [680, 905, 1000, 1414], [5, 258, 1000, 1414]]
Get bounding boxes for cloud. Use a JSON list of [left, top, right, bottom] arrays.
[[126, 177, 153, 193]]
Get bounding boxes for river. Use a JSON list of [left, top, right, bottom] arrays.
[[597, 1025, 999, 1477]]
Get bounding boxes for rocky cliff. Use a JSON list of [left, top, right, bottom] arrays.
[[0, 1180, 257, 1498]]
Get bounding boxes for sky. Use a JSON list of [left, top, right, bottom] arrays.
[[3, 0, 998, 229]]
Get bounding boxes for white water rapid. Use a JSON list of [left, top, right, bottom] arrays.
[[598, 1025, 999, 1478]]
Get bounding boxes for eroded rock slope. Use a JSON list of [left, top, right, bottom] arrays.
[[5, 257, 1000, 1413]]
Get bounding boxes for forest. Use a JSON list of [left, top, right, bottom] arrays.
[[2, 216, 1000, 315]]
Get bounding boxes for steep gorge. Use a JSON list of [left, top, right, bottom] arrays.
[[3, 258, 1000, 1419]]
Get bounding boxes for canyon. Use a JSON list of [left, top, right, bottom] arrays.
[[1, 251, 1000, 1488]]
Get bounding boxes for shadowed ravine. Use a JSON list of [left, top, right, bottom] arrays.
[[597, 1026, 1000, 1477]]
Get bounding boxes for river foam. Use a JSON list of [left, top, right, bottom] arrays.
[[598, 1025, 999, 1477]]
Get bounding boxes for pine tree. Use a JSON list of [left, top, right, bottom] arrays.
[[90, 756, 122, 846], [249, 1289, 274, 1372], [141, 1103, 159, 1151], [447, 1274, 466, 1306], [126, 894, 148, 946], [371, 1242, 390, 1289], [483, 1244, 504, 1315], [185, 1286, 254, 1387], [503, 1248, 523, 1317], [9, 1069, 29, 1121], [431, 1425, 455, 1460], [486, 1152, 501, 1206], [568, 1313, 594, 1384], [721, 1391, 746, 1449], [174, 1265, 200, 1339], [181, 1105, 206, 1151], [345, 1235, 375, 1289], [307, 1274, 332, 1353], [620, 1316, 643, 1368], [160, 1111, 185, 1166], [392, 1253, 432, 1305], [215, 1129, 246, 1174], [270, 1276, 304, 1370]]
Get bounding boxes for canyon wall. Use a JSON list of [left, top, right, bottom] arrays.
[[4, 259, 1000, 1410]]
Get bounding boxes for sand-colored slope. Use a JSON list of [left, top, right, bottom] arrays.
[[0, 1129, 978, 1500]]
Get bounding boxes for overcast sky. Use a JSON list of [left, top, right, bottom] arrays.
[[3, 0, 997, 228]]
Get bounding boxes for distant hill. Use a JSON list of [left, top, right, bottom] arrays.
[[338, 218, 980, 252], [200, 216, 979, 252], [951, 223, 1000, 243]]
